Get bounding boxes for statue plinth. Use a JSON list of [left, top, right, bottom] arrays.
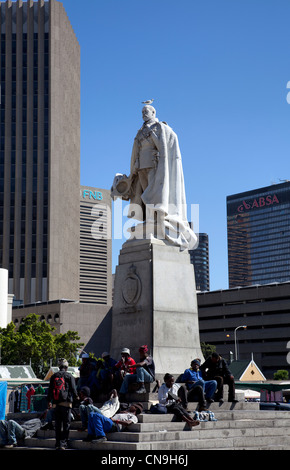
[[110, 238, 204, 376]]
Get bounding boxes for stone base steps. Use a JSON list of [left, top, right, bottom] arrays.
[[9, 401, 290, 451]]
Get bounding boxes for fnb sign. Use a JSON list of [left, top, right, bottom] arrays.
[[237, 194, 279, 213], [82, 190, 103, 201]]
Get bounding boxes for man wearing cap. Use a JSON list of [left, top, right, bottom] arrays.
[[47, 359, 78, 450], [182, 359, 217, 405], [113, 348, 136, 390], [119, 345, 155, 396], [84, 403, 143, 444]]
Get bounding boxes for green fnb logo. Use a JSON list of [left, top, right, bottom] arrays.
[[82, 189, 103, 200]]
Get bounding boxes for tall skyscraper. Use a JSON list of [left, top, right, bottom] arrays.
[[227, 181, 290, 288], [0, 0, 80, 304], [80, 186, 112, 305], [189, 228, 210, 292]]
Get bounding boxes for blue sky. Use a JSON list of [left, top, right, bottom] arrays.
[[61, 0, 290, 291]]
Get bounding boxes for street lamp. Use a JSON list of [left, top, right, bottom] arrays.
[[234, 325, 247, 361]]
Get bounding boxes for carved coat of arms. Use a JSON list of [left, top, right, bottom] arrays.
[[122, 265, 142, 306]]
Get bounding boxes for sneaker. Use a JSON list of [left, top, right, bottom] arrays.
[[198, 403, 207, 411], [92, 436, 107, 443], [136, 386, 147, 394], [4, 443, 17, 448]]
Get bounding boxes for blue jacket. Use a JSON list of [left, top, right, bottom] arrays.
[[182, 368, 204, 390]]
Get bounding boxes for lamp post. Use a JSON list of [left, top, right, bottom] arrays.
[[234, 325, 247, 361]]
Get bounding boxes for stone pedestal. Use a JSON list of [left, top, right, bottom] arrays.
[[110, 238, 204, 376]]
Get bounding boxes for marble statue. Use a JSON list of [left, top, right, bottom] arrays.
[[111, 105, 197, 250]]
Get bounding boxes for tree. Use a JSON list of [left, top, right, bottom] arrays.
[[273, 370, 289, 380], [201, 342, 216, 360], [0, 314, 84, 378]]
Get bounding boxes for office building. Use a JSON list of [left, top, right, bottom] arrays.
[[197, 282, 290, 379], [227, 182, 290, 288], [189, 231, 210, 292], [80, 186, 112, 305], [0, 0, 80, 303]]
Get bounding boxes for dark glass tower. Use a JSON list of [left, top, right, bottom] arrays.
[[227, 182, 290, 288], [189, 227, 210, 292], [0, 0, 80, 304]]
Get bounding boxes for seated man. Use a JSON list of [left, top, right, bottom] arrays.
[[0, 418, 42, 448], [78, 386, 101, 431], [113, 348, 136, 391], [83, 403, 143, 443], [182, 359, 217, 404], [157, 373, 199, 427], [199, 352, 238, 403], [119, 345, 155, 396]]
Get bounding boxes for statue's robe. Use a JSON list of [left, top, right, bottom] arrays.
[[129, 121, 197, 250]]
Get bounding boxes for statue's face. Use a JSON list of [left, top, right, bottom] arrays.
[[142, 106, 155, 122]]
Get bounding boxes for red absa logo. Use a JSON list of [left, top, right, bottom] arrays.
[[237, 194, 280, 213]]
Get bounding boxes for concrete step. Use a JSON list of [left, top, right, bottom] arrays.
[[130, 416, 290, 432], [25, 431, 290, 451], [144, 401, 260, 413], [38, 413, 290, 438], [7, 402, 290, 451], [23, 407, 290, 451]]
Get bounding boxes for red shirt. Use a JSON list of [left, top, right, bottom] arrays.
[[115, 357, 136, 374]]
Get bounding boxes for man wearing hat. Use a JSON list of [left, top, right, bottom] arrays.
[[182, 359, 217, 405], [84, 402, 143, 443], [113, 348, 136, 390], [47, 359, 78, 450], [119, 345, 155, 396]]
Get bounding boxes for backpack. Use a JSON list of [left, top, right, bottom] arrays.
[[52, 372, 68, 402]]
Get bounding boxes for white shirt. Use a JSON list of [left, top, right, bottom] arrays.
[[158, 382, 181, 410], [111, 412, 138, 424]]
